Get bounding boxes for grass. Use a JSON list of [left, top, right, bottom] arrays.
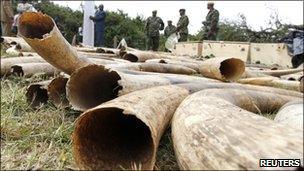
[[1, 75, 178, 170], [1, 75, 78, 170]]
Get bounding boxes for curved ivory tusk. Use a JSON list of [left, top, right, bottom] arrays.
[[72, 85, 190, 170], [66, 64, 218, 111], [26, 80, 51, 108], [106, 63, 197, 75], [274, 100, 303, 129], [1, 56, 46, 76], [145, 58, 200, 72], [11, 62, 60, 77], [237, 77, 302, 92], [172, 88, 303, 170], [26, 75, 69, 108], [1, 36, 34, 52], [198, 57, 245, 81], [18, 12, 90, 75]]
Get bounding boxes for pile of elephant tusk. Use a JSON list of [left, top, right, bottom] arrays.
[[1, 12, 303, 170]]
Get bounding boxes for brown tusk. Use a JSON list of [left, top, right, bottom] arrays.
[[199, 57, 245, 81], [18, 12, 90, 75]]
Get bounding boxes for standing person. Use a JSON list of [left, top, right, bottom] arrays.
[[176, 9, 189, 42], [164, 20, 176, 38], [90, 4, 106, 47], [78, 26, 83, 44], [12, 12, 21, 35], [164, 20, 176, 52], [202, 2, 220, 40], [145, 10, 164, 51], [1, 0, 14, 36]]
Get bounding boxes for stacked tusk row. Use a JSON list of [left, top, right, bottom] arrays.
[[0, 12, 301, 170]]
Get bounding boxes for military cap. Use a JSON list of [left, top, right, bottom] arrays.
[[179, 8, 185, 12], [152, 10, 157, 13], [207, 1, 214, 5]]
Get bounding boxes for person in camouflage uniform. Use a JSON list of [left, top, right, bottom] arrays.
[[145, 10, 164, 51], [164, 20, 176, 38], [202, 2, 220, 40], [176, 9, 189, 42], [164, 20, 177, 51]]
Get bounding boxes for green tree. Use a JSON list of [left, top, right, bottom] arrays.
[[34, 0, 83, 42], [35, 2, 148, 49], [104, 10, 147, 49]]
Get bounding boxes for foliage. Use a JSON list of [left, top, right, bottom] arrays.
[[34, 0, 83, 42], [104, 10, 147, 50], [1, 75, 78, 170]]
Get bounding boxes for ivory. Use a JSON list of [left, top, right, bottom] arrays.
[[73, 83, 241, 169], [26, 80, 51, 108], [122, 51, 196, 63], [237, 77, 302, 92], [5, 44, 22, 55], [47, 76, 69, 107], [18, 12, 134, 75], [66, 65, 302, 111], [107, 63, 197, 75], [26, 76, 69, 108], [145, 59, 200, 72], [72, 85, 191, 170], [18, 12, 90, 75], [244, 67, 303, 78], [122, 51, 164, 62], [245, 63, 274, 69], [280, 73, 303, 81], [77, 51, 122, 60], [88, 58, 121, 65], [18, 52, 38, 56], [274, 100, 303, 129], [66, 64, 217, 111], [10, 63, 59, 77], [172, 89, 303, 170], [75, 47, 101, 53], [75, 46, 120, 55], [1, 36, 34, 52], [1, 56, 46, 76], [254, 67, 303, 77], [0, 56, 121, 76], [102, 47, 120, 55], [199, 57, 245, 81], [242, 70, 271, 78]]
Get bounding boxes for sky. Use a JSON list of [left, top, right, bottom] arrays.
[[53, 1, 304, 34]]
